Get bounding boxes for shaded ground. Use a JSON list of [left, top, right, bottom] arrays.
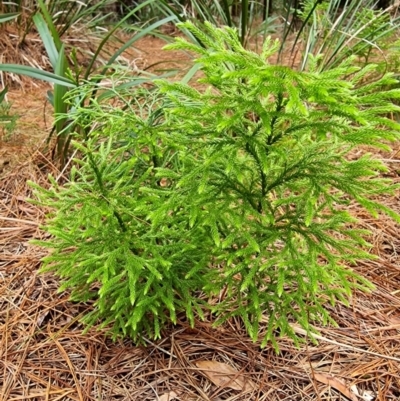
[[1, 33, 400, 401]]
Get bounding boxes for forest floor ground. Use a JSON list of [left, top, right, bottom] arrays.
[[1, 32, 400, 401]]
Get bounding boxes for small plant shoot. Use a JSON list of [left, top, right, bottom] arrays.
[[32, 22, 400, 349]]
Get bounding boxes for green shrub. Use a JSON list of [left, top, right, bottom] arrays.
[[32, 22, 400, 349]]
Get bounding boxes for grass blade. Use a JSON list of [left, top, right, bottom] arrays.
[[0, 12, 20, 24], [0, 86, 8, 103], [32, 13, 59, 69], [53, 44, 70, 164], [241, 0, 249, 45], [180, 63, 201, 85], [0, 65, 76, 87], [101, 15, 178, 73], [83, 0, 159, 80], [54, 45, 69, 132], [36, 0, 62, 49]]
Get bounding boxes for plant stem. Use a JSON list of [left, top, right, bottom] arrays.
[[267, 92, 285, 145], [221, 0, 233, 27], [241, 0, 249, 46], [86, 151, 127, 232]]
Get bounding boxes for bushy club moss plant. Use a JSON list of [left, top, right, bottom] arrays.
[[31, 22, 400, 349]]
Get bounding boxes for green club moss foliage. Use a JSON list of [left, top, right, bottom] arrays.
[[31, 22, 400, 349]]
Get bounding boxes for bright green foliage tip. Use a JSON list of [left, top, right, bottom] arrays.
[[31, 21, 400, 349]]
